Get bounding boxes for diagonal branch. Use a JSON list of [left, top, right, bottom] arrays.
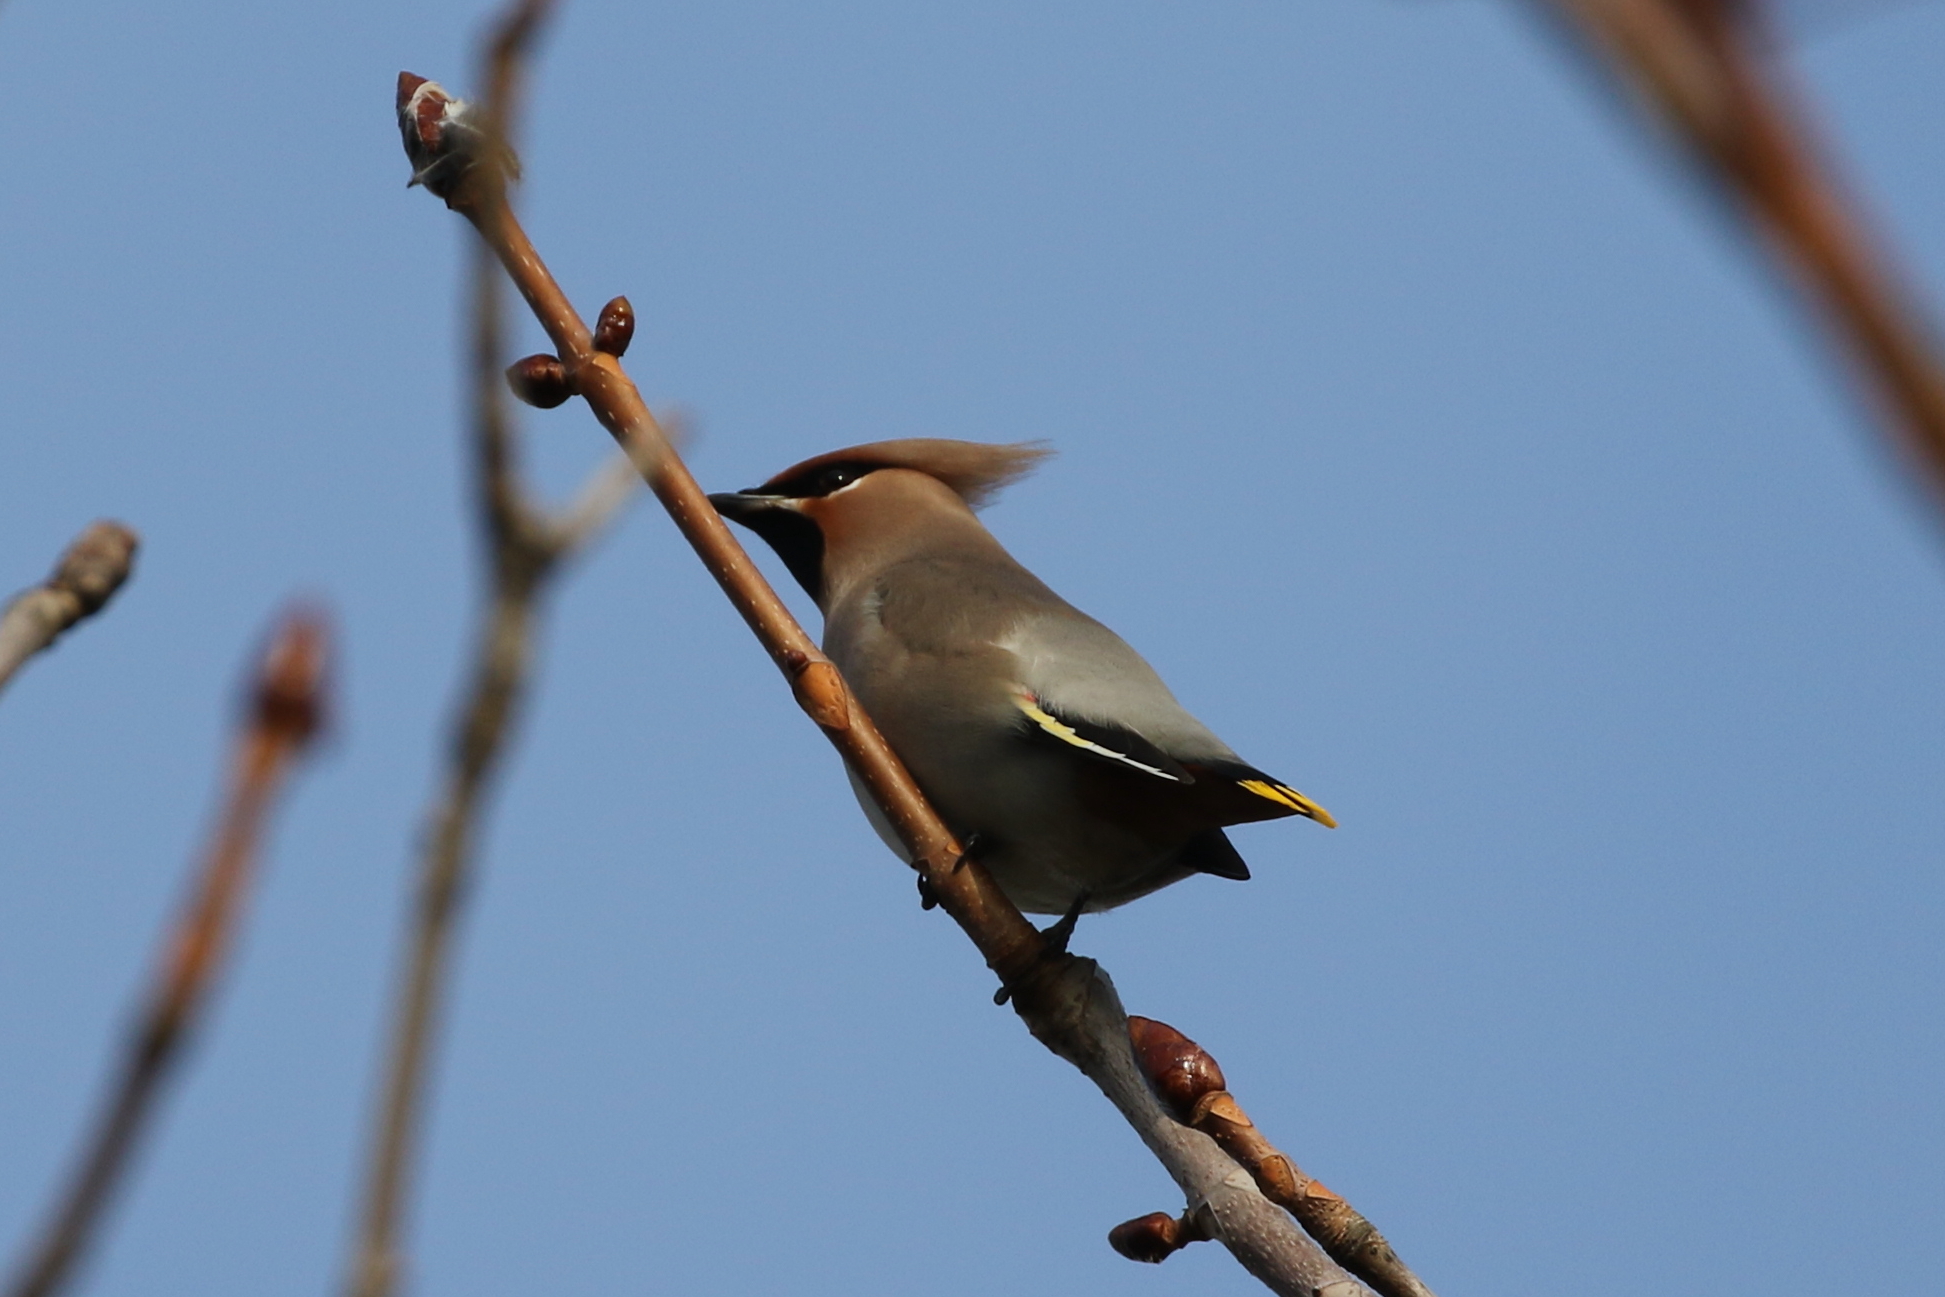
[[341, 10, 634, 1297], [3, 610, 329, 1297], [1536, 0, 1945, 506], [393, 17, 1404, 1291], [0, 521, 139, 701]]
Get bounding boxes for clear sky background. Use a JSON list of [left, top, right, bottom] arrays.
[[1, 1, 1940, 1295]]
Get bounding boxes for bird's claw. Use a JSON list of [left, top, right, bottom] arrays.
[[1040, 890, 1089, 957], [993, 891, 1090, 1005], [951, 831, 986, 872]]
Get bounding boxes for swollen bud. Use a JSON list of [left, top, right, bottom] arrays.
[[254, 610, 330, 745], [506, 354, 571, 408], [395, 71, 520, 201], [1108, 1213, 1184, 1264], [1126, 1016, 1226, 1122], [594, 296, 635, 357]]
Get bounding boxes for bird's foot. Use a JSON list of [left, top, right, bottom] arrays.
[[993, 890, 1090, 1005]]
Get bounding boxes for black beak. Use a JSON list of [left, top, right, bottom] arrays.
[[707, 491, 793, 522]]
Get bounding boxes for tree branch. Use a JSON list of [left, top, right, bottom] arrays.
[[342, 10, 634, 1297], [1536, 0, 1945, 507], [393, 19, 1404, 1289], [3, 610, 329, 1297], [0, 521, 139, 700]]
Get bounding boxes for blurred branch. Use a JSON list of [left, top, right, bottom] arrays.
[[3, 610, 329, 1297], [394, 15, 1395, 1291], [1122, 1017, 1438, 1297], [1538, 0, 1945, 504], [343, 7, 636, 1297], [0, 521, 139, 700]]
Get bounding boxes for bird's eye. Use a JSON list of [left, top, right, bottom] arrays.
[[817, 466, 860, 494]]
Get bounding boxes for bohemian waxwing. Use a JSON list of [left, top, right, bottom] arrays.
[[710, 439, 1334, 918]]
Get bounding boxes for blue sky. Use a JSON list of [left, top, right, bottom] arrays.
[[1, 1, 1940, 1294]]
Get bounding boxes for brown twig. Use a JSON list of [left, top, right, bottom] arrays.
[[1537, 0, 1945, 505], [1125, 1017, 1439, 1297], [342, 10, 636, 1297], [395, 22, 1391, 1293], [3, 610, 329, 1297], [0, 521, 139, 700]]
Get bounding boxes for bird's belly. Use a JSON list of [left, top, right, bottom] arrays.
[[845, 737, 1194, 915]]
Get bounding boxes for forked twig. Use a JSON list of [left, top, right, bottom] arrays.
[[393, 10, 1400, 1290], [342, 7, 636, 1296], [1538, 0, 1945, 504], [1122, 1018, 1438, 1297], [3, 610, 329, 1297], [0, 522, 139, 700]]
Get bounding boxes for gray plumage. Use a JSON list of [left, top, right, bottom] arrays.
[[712, 439, 1333, 915]]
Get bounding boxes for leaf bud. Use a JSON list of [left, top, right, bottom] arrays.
[[594, 296, 635, 357], [1126, 1016, 1226, 1122], [1108, 1212, 1187, 1264], [506, 354, 571, 408]]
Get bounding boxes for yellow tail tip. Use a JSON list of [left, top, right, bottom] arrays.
[[1239, 779, 1338, 828]]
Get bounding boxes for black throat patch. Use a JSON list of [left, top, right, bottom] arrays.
[[736, 507, 826, 603]]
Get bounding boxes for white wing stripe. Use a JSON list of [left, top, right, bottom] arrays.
[[1013, 694, 1184, 782]]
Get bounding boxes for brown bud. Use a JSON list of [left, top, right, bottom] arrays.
[[506, 354, 571, 408], [397, 73, 456, 165], [396, 72, 518, 200], [1108, 1213, 1187, 1264], [594, 296, 635, 357], [254, 609, 330, 745], [1127, 1016, 1226, 1122], [396, 72, 430, 114]]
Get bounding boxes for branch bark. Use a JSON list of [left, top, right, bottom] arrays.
[[392, 14, 1403, 1290], [342, 10, 636, 1297], [0, 521, 139, 700], [1536, 0, 1945, 507], [3, 610, 329, 1297]]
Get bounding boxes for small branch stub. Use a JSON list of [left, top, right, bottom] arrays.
[[506, 354, 572, 408], [782, 649, 850, 732], [0, 521, 141, 699], [593, 296, 634, 357]]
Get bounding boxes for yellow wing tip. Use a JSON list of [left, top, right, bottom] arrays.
[[1239, 779, 1338, 828]]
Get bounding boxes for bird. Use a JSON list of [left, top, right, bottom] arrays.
[[710, 438, 1334, 921]]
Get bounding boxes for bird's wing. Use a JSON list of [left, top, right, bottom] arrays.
[[1009, 691, 1193, 783], [1009, 692, 1334, 828], [854, 551, 1336, 829]]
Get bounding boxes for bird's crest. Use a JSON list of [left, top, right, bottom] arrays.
[[757, 438, 1053, 509]]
